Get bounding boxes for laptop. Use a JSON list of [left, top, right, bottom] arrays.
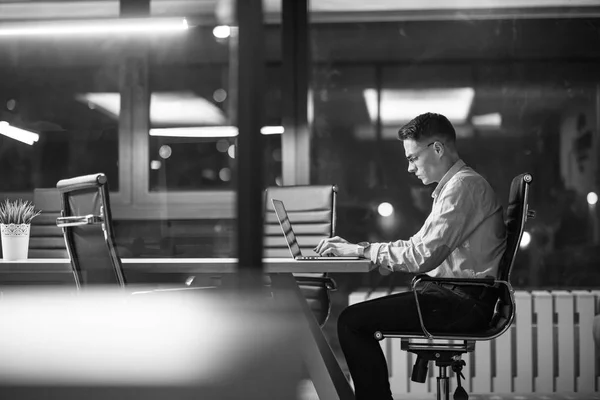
[[271, 198, 360, 261]]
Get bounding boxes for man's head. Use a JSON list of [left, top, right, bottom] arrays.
[[398, 112, 459, 185]]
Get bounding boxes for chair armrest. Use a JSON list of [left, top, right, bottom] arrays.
[[56, 214, 104, 228], [410, 274, 513, 339], [410, 274, 496, 290]]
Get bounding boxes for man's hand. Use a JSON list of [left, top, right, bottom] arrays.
[[314, 236, 360, 257]]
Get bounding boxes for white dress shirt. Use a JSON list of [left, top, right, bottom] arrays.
[[367, 159, 506, 278]]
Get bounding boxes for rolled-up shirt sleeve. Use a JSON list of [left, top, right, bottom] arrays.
[[368, 177, 488, 273]]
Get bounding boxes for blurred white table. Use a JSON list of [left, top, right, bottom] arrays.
[[0, 257, 374, 400], [0, 257, 372, 274]]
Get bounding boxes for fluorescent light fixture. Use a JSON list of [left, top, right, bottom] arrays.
[[0, 17, 188, 37], [150, 126, 239, 138], [212, 25, 231, 39], [472, 112, 502, 127], [363, 87, 475, 125], [78, 92, 227, 126], [0, 121, 39, 145], [149, 126, 285, 138], [353, 123, 474, 141], [261, 126, 285, 135]]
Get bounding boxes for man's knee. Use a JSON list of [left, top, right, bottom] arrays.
[[338, 303, 363, 332]]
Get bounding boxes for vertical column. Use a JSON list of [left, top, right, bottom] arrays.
[[472, 340, 492, 393], [573, 290, 596, 392], [389, 338, 409, 396], [514, 291, 534, 392], [236, 0, 265, 288], [592, 84, 600, 244], [533, 291, 554, 392], [282, 0, 310, 185], [494, 327, 513, 392], [117, 0, 151, 206], [555, 291, 575, 392]]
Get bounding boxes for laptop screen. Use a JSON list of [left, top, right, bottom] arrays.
[[271, 199, 303, 258]]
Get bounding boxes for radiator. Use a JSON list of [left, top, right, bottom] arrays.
[[348, 289, 600, 395]]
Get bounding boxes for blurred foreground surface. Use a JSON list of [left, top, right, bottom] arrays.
[[0, 287, 304, 400]]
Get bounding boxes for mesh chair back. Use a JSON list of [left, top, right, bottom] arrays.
[[264, 185, 337, 260], [56, 173, 125, 288], [497, 173, 533, 282]]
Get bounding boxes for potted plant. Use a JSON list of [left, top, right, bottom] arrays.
[[0, 199, 41, 260]]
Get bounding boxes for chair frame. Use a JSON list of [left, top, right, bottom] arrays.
[[374, 173, 534, 400]]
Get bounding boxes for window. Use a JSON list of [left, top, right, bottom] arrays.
[[310, 13, 600, 289], [0, 40, 120, 194]]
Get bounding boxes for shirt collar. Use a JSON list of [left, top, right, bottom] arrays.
[[431, 159, 466, 199]]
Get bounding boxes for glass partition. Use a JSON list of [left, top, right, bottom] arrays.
[[310, 11, 600, 290], [0, 1, 283, 261], [0, 39, 120, 195]]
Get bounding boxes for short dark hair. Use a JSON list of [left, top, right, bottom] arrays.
[[397, 112, 456, 143]]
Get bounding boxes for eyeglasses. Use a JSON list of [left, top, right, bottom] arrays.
[[406, 142, 436, 165]]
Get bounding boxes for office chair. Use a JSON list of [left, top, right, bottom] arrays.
[[56, 173, 217, 292], [264, 185, 338, 327], [373, 173, 534, 400], [55, 173, 126, 288]]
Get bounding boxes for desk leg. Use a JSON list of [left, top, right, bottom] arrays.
[[270, 273, 355, 400]]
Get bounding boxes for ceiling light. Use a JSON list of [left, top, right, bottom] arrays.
[[261, 126, 285, 135], [0, 121, 39, 145], [472, 112, 502, 127], [149, 126, 285, 138], [212, 25, 231, 39], [78, 92, 227, 126], [150, 126, 239, 138], [0, 17, 188, 37], [364, 87, 475, 125]]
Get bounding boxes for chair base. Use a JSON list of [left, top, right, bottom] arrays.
[[401, 340, 473, 400]]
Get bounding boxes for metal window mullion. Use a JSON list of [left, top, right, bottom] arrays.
[[282, 0, 310, 185]]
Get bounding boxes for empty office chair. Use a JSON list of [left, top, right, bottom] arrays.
[[29, 188, 69, 258], [264, 185, 338, 327], [374, 173, 534, 400], [56, 173, 216, 292], [56, 173, 126, 288]]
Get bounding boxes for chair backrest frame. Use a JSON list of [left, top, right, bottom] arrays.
[[498, 173, 533, 283]]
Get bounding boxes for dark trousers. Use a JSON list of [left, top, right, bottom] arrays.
[[337, 281, 497, 400]]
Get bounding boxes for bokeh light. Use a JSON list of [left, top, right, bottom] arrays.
[[377, 202, 394, 217]]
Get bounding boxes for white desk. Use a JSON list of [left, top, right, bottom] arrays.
[[0, 258, 372, 274]]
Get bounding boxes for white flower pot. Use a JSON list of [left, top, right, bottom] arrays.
[[1, 223, 31, 261]]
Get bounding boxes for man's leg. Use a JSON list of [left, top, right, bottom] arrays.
[[337, 290, 420, 400], [337, 282, 491, 400]]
